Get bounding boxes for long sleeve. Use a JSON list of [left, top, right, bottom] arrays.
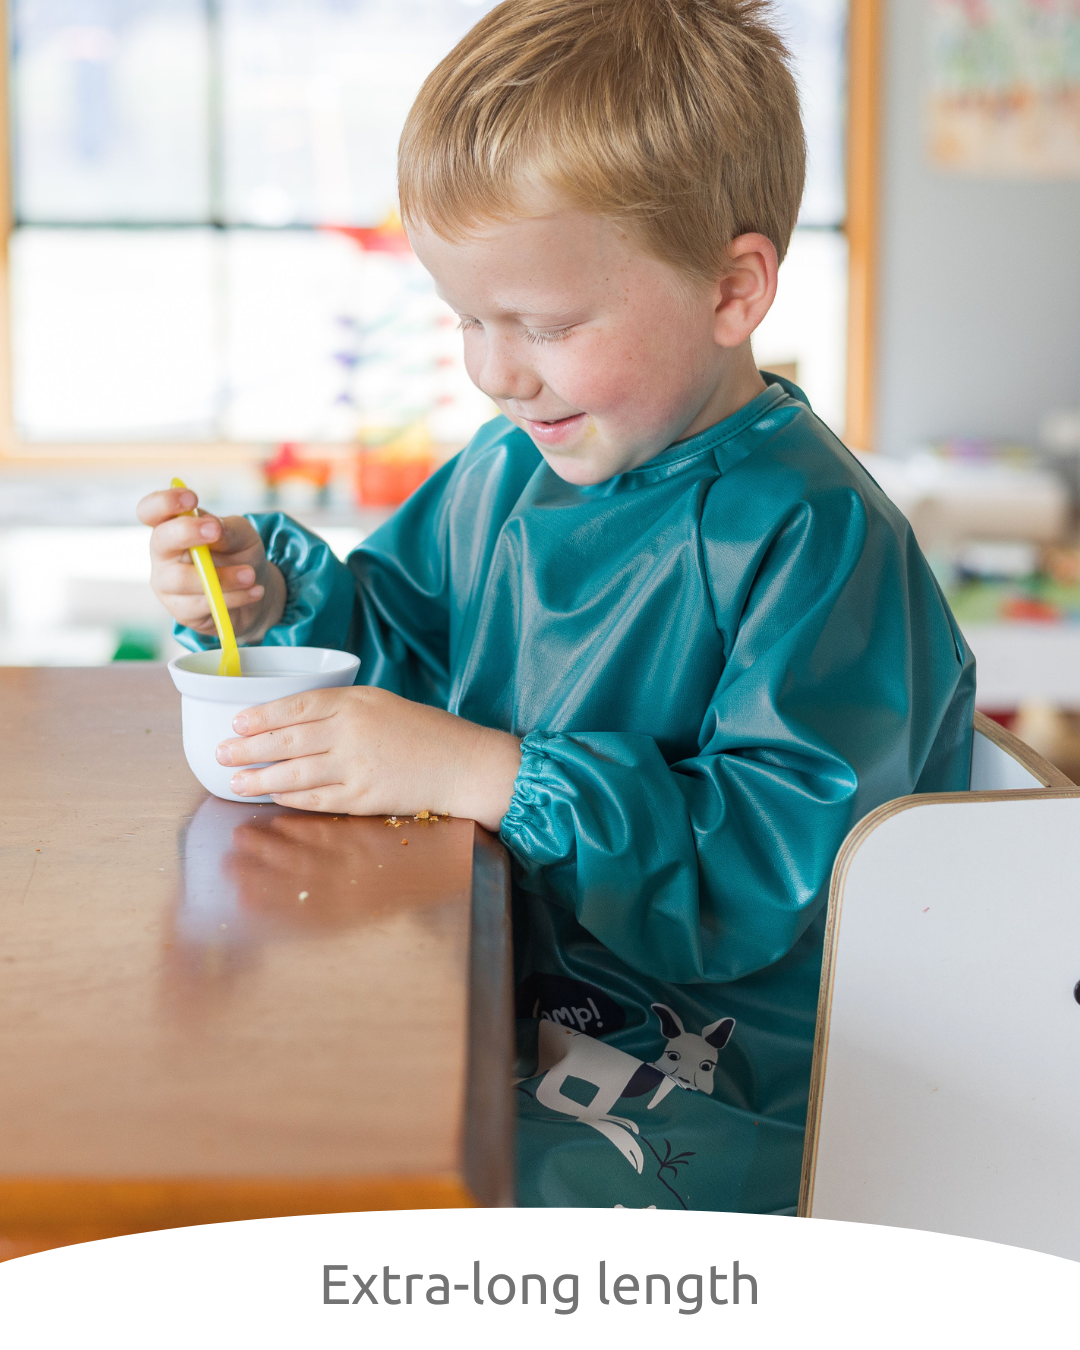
[[338, 458, 459, 705], [500, 471, 974, 986], [336, 418, 540, 704]]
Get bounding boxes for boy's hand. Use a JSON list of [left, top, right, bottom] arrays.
[[137, 486, 286, 641], [215, 686, 522, 832]]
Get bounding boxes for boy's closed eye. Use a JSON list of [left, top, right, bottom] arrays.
[[522, 326, 574, 345], [455, 314, 576, 345]]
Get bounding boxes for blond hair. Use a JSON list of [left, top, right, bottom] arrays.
[[398, 0, 806, 281]]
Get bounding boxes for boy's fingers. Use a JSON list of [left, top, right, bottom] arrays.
[[172, 564, 257, 596], [269, 790, 339, 814], [169, 593, 260, 628], [149, 512, 223, 560], [155, 561, 257, 598], [226, 564, 258, 588], [232, 690, 335, 736], [229, 754, 341, 799], [219, 585, 264, 611], [167, 592, 214, 624], [136, 487, 197, 527], [155, 560, 204, 596], [217, 719, 328, 767]]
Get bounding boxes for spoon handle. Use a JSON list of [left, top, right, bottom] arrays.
[[171, 478, 243, 677]]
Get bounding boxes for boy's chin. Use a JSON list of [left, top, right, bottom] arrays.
[[537, 448, 618, 487], [536, 441, 654, 488]]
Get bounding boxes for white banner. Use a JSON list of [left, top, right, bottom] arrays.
[[1, 1208, 1076, 1348]]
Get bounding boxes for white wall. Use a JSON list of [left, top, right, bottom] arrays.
[[875, 0, 1080, 457]]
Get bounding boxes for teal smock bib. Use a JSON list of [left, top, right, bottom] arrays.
[[177, 377, 975, 1211]]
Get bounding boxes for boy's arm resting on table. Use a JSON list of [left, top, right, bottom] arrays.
[[500, 482, 975, 987]]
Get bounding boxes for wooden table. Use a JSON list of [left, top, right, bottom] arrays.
[[0, 667, 514, 1260]]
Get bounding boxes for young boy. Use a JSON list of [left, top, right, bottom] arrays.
[[140, 0, 974, 1211]]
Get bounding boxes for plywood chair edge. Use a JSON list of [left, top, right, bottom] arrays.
[[972, 709, 1075, 788], [797, 755, 1080, 1217]]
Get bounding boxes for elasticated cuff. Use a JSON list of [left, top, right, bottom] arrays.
[[498, 730, 572, 869]]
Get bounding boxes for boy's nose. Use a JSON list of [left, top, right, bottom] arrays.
[[476, 335, 543, 404]]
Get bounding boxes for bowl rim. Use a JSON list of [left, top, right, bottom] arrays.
[[169, 645, 360, 678], [168, 648, 360, 702]]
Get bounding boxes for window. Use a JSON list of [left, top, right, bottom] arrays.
[[755, 0, 850, 434], [5, 0, 855, 450]]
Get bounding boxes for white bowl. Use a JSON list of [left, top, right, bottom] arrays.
[[168, 646, 361, 803]]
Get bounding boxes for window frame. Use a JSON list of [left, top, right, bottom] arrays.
[[0, 0, 882, 462], [845, 0, 882, 452]]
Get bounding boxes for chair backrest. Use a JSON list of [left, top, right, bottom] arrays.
[[969, 711, 1072, 790], [801, 713, 1080, 1259]]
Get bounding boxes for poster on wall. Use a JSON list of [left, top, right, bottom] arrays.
[[927, 0, 1080, 178]]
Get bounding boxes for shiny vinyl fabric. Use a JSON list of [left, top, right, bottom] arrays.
[[178, 377, 975, 1211]]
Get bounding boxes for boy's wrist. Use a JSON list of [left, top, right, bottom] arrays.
[[453, 725, 522, 833]]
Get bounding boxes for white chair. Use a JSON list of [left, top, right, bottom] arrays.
[[800, 712, 1080, 1260]]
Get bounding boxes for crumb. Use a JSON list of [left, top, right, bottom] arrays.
[[401, 839, 408, 846], [299, 891, 308, 901], [417, 810, 430, 819], [378, 864, 383, 868]]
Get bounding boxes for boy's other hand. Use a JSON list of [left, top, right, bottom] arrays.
[[215, 686, 522, 832], [137, 486, 287, 642]]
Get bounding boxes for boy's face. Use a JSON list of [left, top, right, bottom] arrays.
[[410, 205, 763, 486]]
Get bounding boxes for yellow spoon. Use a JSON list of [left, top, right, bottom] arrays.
[[171, 477, 242, 677]]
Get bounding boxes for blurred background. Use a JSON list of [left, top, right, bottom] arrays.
[[1, 0, 1079, 773]]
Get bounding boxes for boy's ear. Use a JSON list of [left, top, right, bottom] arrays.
[[711, 233, 779, 350]]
